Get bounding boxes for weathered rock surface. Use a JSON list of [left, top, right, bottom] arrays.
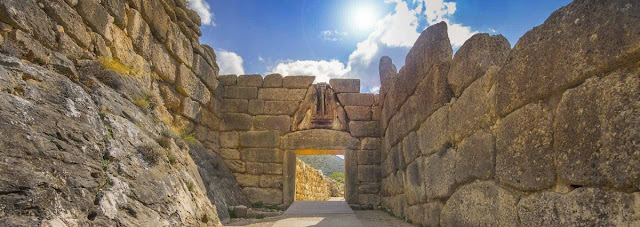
[[518, 188, 640, 226], [447, 34, 510, 96], [554, 68, 640, 190], [496, 0, 640, 115], [0, 54, 238, 226], [441, 181, 520, 227]]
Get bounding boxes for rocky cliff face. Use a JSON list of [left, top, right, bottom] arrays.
[[0, 0, 248, 225], [378, 0, 640, 226]]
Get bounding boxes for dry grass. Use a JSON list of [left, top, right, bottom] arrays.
[[97, 57, 135, 75]]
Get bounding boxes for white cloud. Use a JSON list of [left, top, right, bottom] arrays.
[[269, 0, 477, 92], [321, 30, 348, 41], [369, 86, 380, 94], [258, 56, 265, 62], [216, 50, 245, 75], [186, 0, 214, 25], [348, 1, 421, 68], [271, 59, 349, 83]]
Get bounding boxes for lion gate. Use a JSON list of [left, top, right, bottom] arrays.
[[218, 74, 381, 208]]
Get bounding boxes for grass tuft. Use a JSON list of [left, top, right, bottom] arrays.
[[138, 145, 165, 165]]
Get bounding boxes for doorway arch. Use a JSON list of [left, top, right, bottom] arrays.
[[280, 129, 360, 206]]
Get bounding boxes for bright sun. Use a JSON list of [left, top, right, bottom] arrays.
[[352, 6, 376, 31]]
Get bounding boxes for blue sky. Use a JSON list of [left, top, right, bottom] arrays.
[[188, 0, 571, 93]]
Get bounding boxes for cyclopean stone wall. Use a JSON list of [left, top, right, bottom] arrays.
[[218, 74, 381, 207], [378, 0, 640, 226], [295, 158, 331, 201], [0, 0, 248, 225]]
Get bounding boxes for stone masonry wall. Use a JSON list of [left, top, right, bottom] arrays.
[[0, 0, 248, 225], [378, 1, 640, 226], [295, 158, 331, 201], [218, 74, 381, 207]]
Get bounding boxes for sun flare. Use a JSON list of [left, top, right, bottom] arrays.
[[351, 6, 377, 31]]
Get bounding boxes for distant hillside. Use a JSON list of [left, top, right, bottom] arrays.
[[297, 155, 344, 176]]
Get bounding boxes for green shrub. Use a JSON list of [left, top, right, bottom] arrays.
[[329, 172, 345, 183]]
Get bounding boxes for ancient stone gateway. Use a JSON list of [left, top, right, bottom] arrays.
[[219, 75, 381, 207]]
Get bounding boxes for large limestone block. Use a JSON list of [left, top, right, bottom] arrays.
[[166, 22, 193, 67], [448, 66, 498, 142], [180, 97, 200, 121], [234, 174, 259, 187], [281, 129, 359, 150], [240, 148, 283, 163], [344, 149, 359, 203], [282, 76, 315, 88], [441, 181, 520, 227], [39, 0, 91, 48], [253, 115, 291, 134], [242, 187, 282, 205], [239, 131, 280, 148], [358, 165, 380, 183], [248, 99, 265, 115], [219, 74, 237, 86], [246, 162, 282, 175], [423, 148, 456, 199], [386, 62, 452, 147], [76, 0, 113, 39], [0, 0, 56, 48], [518, 188, 640, 226], [448, 34, 510, 96], [160, 84, 181, 111], [358, 194, 380, 207], [225, 160, 246, 173], [221, 113, 252, 131], [222, 99, 248, 113], [382, 144, 405, 176], [151, 41, 178, 84], [337, 93, 374, 106], [344, 106, 371, 121], [554, 69, 640, 190], [360, 138, 380, 150], [223, 86, 258, 99], [349, 121, 380, 138], [329, 79, 360, 93], [357, 183, 380, 194], [496, 102, 555, 191], [176, 65, 210, 104], [126, 8, 154, 59], [139, 0, 171, 42], [405, 202, 442, 227], [417, 106, 449, 156], [102, 0, 127, 28], [260, 175, 283, 189], [238, 74, 263, 87], [399, 22, 452, 104], [263, 74, 283, 87], [200, 109, 220, 130], [402, 131, 419, 164], [263, 101, 299, 115], [455, 130, 495, 184], [193, 54, 219, 89], [496, 0, 640, 115], [357, 150, 380, 165], [404, 156, 426, 205], [220, 131, 239, 148], [219, 149, 240, 160], [378, 56, 397, 97], [258, 88, 307, 101], [381, 171, 404, 196]]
